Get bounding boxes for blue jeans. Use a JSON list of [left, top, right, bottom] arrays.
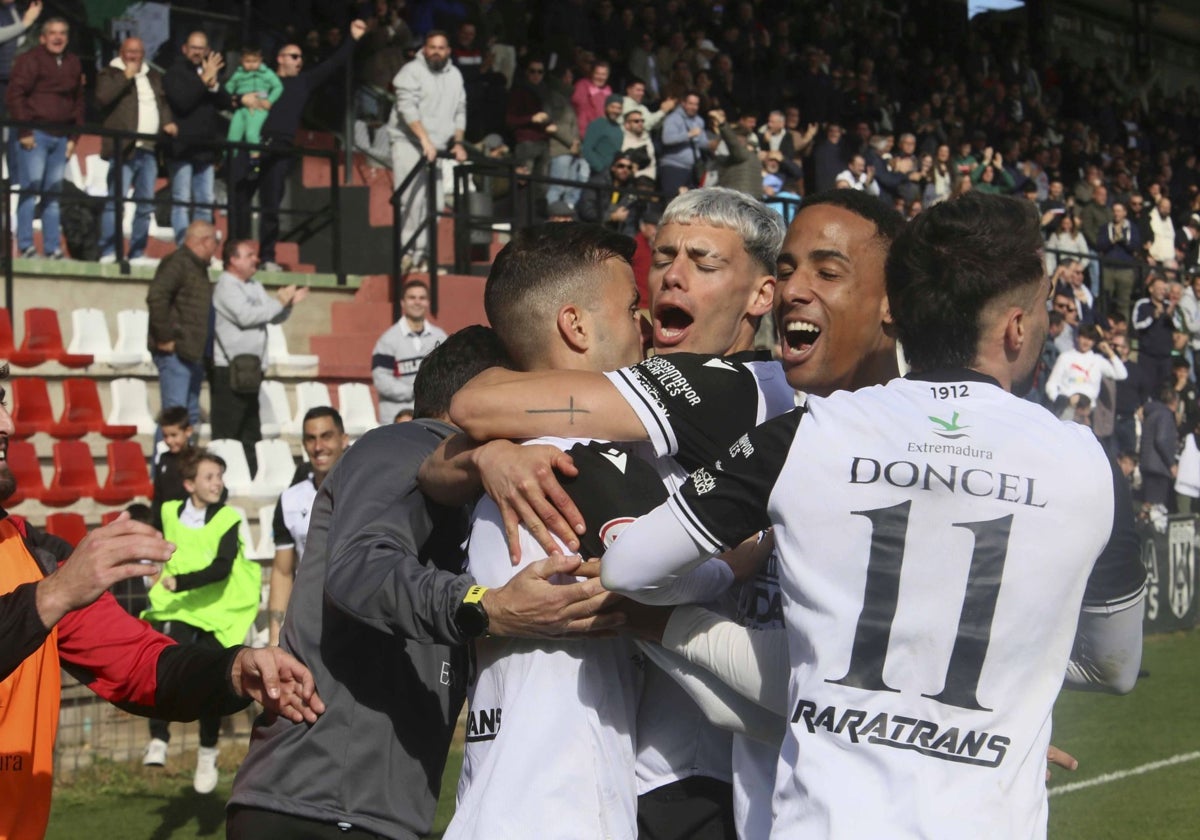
[[99, 148, 158, 258], [15, 129, 68, 254], [168, 159, 215, 244], [546, 154, 586, 207], [153, 350, 205, 447]]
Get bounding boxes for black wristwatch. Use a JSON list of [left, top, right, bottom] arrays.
[[454, 585, 490, 639]]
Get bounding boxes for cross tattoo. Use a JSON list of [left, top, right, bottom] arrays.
[[525, 396, 591, 425]]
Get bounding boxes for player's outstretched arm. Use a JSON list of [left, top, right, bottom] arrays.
[[35, 513, 174, 629], [601, 503, 715, 598], [419, 435, 585, 562], [1063, 598, 1144, 694], [449, 366, 645, 443], [229, 646, 326, 724]]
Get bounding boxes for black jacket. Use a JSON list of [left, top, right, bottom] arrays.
[[163, 56, 227, 164]]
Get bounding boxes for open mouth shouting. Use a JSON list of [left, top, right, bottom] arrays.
[[653, 303, 694, 348], [781, 318, 821, 363]]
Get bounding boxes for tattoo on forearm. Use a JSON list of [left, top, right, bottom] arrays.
[[269, 609, 286, 626], [525, 396, 590, 425]]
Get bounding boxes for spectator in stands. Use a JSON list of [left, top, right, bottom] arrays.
[[1100, 201, 1143, 320], [1045, 212, 1090, 276], [658, 91, 708, 197], [1140, 385, 1180, 510], [163, 31, 226, 244], [224, 46, 282, 173], [267, 406, 349, 646], [835, 153, 879, 195], [1110, 332, 1148, 456], [1079, 183, 1111, 251], [505, 58, 553, 204], [622, 76, 674, 132], [211, 239, 309, 474], [150, 405, 194, 530], [578, 151, 641, 236], [1180, 214, 1200, 274], [811, 122, 846, 194], [581, 93, 624, 178], [1134, 274, 1177, 392], [1148, 196, 1178, 270], [571, 59, 611, 135], [372, 279, 448, 423], [0, 0, 42, 118], [147, 220, 219, 441], [1053, 257, 1095, 326], [140, 449, 261, 793], [544, 63, 585, 210], [757, 109, 806, 185], [620, 108, 656, 191], [711, 108, 763, 198], [7, 16, 82, 259], [387, 28, 466, 274], [232, 19, 366, 273], [969, 146, 1015, 194], [1044, 323, 1127, 418], [1053, 290, 1079, 354], [1177, 271, 1200, 376], [95, 37, 177, 264]]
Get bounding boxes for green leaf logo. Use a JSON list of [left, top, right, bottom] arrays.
[[929, 411, 969, 439]]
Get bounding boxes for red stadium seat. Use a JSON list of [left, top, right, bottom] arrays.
[[19, 309, 93, 368], [0, 308, 51, 367], [11, 377, 56, 440], [51, 378, 138, 440], [43, 440, 98, 507], [5, 439, 46, 505], [94, 440, 153, 505], [44, 512, 87, 547]]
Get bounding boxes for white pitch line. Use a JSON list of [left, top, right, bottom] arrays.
[[1048, 750, 1200, 796]]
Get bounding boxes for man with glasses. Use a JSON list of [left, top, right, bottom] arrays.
[[164, 31, 225, 244], [621, 108, 656, 191], [578, 150, 641, 236], [230, 19, 366, 273], [1052, 290, 1079, 353], [505, 58, 553, 206]]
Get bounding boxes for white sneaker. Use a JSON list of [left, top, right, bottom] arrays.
[[260, 260, 283, 272], [193, 745, 219, 793], [142, 737, 168, 766], [129, 255, 160, 267], [98, 253, 117, 265]]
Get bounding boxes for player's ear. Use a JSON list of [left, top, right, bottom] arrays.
[[880, 292, 894, 326], [556, 303, 590, 353], [1004, 306, 1026, 356], [747, 274, 775, 318]]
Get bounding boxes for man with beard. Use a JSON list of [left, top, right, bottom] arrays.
[[0, 365, 323, 840]]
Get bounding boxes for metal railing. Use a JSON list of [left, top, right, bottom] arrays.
[[2, 119, 346, 307]]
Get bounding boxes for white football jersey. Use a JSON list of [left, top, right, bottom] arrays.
[[606, 351, 796, 796], [664, 372, 1145, 839]]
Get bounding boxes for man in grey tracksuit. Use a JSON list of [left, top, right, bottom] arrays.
[[388, 30, 467, 271]]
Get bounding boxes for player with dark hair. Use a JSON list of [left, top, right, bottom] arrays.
[[601, 192, 1146, 838], [266, 406, 349, 645], [228, 325, 625, 839]]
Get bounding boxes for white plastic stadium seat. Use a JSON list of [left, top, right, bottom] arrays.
[[227, 504, 261, 562], [259, 380, 291, 438], [207, 438, 255, 497], [67, 308, 113, 364], [255, 502, 277, 560], [247, 438, 295, 499], [110, 309, 153, 369], [284, 381, 332, 436], [267, 323, 319, 372], [337, 382, 380, 436], [107, 378, 156, 435]]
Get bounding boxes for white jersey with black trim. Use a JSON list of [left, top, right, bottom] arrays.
[[448, 437, 690, 840], [631, 370, 1145, 839], [603, 351, 795, 797], [273, 475, 317, 561]]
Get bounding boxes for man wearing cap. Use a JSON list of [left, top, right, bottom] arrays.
[[582, 92, 625, 177], [578, 150, 641, 236], [621, 106, 657, 191]]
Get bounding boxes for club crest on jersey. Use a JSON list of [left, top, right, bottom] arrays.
[[599, 517, 636, 547], [929, 410, 969, 439]]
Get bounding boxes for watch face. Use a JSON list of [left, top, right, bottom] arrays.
[[455, 601, 489, 638]]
